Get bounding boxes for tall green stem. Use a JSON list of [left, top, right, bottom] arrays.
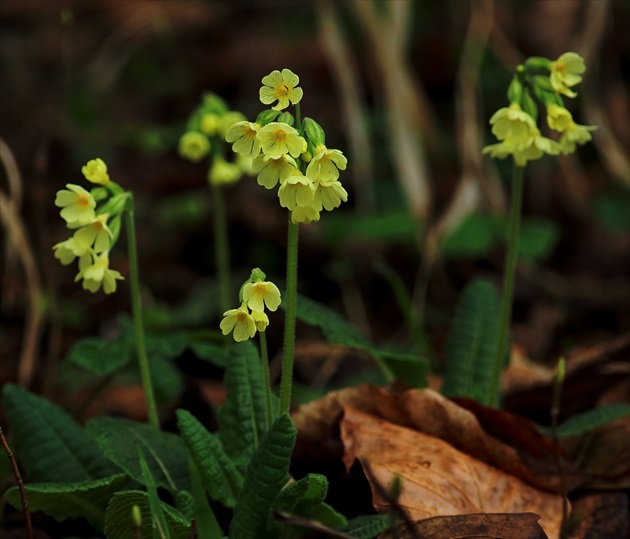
[[489, 164, 525, 407], [211, 180, 231, 314], [259, 332, 273, 430], [126, 197, 159, 428], [279, 218, 299, 414]]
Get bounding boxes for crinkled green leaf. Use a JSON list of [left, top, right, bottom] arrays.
[[441, 279, 501, 405], [219, 341, 268, 473], [441, 213, 502, 258], [65, 334, 133, 375], [556, 403, 630, 438], [104, 490, 190, 539], [189, 339, 231, 367], [87, 417, 190, 494], [136, 444, 171, 538], [517, 218, 559, 261], [3, 473, 128, 529], [189, 460, 224, 538], [1, 384, 117, 482], [151, 353, 184, 406], [229, 413, 297, 539], [176, 409, 243, 507]]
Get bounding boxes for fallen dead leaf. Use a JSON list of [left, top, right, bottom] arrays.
[[566, 492, 629, 539], [340, 406, 565, 539]]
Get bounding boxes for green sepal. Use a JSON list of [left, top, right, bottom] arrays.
[[521, 90, 538, 121], [525, 56, 552, 71], [90, 186, 109, 201], [277, 111, 295, 126], [202, 92, 229, 115], [302, 117, 326, 147], [98, 192, 128, 217], [507, 76, 524, 105], [256, 109, 279, 126]]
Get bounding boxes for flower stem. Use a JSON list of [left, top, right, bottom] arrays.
[[126, 196, 159, 428], [211, 180, 231, 314], [259, 331, 273, 430], [279, 217, 299, 414], [489, 164, 525, 407]]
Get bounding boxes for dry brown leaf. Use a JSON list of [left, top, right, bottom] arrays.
[[341, 407, 564, 539], [566, 492, 629, 539], [394, 512, 548, 539]]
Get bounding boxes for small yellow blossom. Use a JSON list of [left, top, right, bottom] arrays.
[[259, 122, 306, 159], [242, 281, 282, 312], [251, 310, 269, 332], [52, 235, 91, 265], [200, 113, 221, 136], [489, 103, 537, 149], [225, 121, 261, 157], [252, 153, 297, 189], [74, 214, 113, 254], [75, 252, 124, 294], [55, 184, 96, 226], [291, 205, 320, 224], [218, 111, 247, 138], [546, 104, 597, 155], [259, 69, 303, 111], [483, 127, 560, 167], [209, 157, 242, 186], [81, 158, 110, 185], [178, 131, 210, 163], [549, 52, 586, 98], [220, 305, 256, 342], [305, 145, 347, 182], [278, 170, 316, 210], [313, 180, 348, 211]]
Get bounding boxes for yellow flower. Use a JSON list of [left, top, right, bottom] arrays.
[[81, 158, 110, 185], [489, 103, 537, 150], [220, 305, 256, 342], [178, 131, 210, 163], [75, 252, 123, 294], [219, 111, 247, 137], [74, 214, 113, 254], [313, 180, 348, 211], [483, 127, 560, 167], [278, 170, 316, 210], [259, 68, 303, 111], [243, 281, 282, 312], [259, 122, 306, 159], [251, 310, 269, 332], [200, 113, 220, 136], [225, 121, 261, 157], [52, 234, 92, 265], [549, 52, 585, 98], [55, 184, 96, 226], [305, 145, 347, 182], [546, 104, 597, 155], [252, 153, 297, 189], [209, 157, 242, 186], [291, 205, 320, 224]]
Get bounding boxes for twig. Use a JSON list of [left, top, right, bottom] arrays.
[[0, 427, 33, 539], [550, 358, 569, 537]]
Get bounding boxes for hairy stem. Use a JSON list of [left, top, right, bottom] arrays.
[[211, 180, 231, 314], [259, 331, 273, 429]]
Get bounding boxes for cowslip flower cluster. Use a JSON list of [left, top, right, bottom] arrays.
[[483, 52, 596, 165], [220, 268, 281, 342], [225, 68, 348, 224], [53, 159, 127, 294], [178, 93, 251, 186]]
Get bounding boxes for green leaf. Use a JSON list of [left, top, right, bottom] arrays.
[[104, 490, 191, 539], [189, 339, 231, 367], [441, 213, 502, 258], [189, 460, 224, 538], [1, 384, 118, 482], [87, 417, 190, 494], [137, 444, 171, 539], [338, 514, 392, 538], [321, 211, 420, 246], [275, 474, 347, 529], [219, 342, 268, 473], [65, 334, 133, 376], [229, 413, 297, 539], [517, 218, 559, 261], [151, 354, 184, 406], [593, 186, 630, 231], [556, 403, 630, 438], [176, 409, 243, 507], [441, 279, 501, 405], [295, 295, 428, 386], [4, 473, 128, 529]]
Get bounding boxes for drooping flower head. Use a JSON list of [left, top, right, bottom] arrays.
[[209, 156, 242, 186], [225, 121, 261, 157], [489, 103, 538, 150], [55, 184, 96, 226], [75, 252, 124, 294], [546, 104, 597, 155], [259, 68, 303, 111], [82, 158, 110, 185], [220, 304, 257, 342], [278, 170, 316, 210], [178, 131, 210, 163], [74, 214, 113, 254], [252, 154, 298, 189], [549, 52, 586, 98], [305, 145, 347, 183], [242, 280, 282, 313]]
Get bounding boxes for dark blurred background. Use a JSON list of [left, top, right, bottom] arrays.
[[1, 0, 629, 399]]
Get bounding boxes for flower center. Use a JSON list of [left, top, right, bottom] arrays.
[[77, 194, 91, 208], [275, 83, 291, 98], [272, 129, 288, 143]]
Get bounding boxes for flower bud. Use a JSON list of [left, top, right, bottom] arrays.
[[256, 109, 280, 127], [277, 111, 295, 126], [303, 117, 326, 147]]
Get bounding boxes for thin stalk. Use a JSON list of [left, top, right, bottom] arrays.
[[1, 427, 32, 539], [126, 197, 159, 428], [279, 217, 299, 414], [211, 179, 231, 314], [259, 331, 273, 429], [550, 358, 569, 537], [489, 164, 525, 407]]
